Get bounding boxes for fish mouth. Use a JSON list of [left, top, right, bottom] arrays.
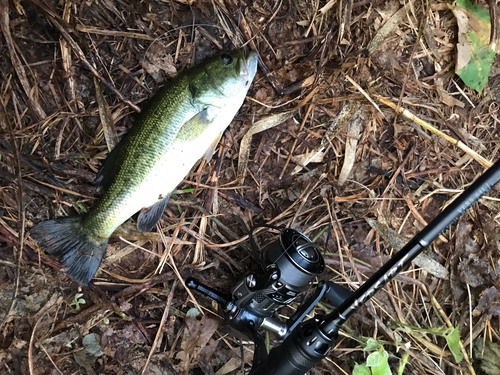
[[241, 50, 258, 84]]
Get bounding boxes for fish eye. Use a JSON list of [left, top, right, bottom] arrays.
[[221, 54, 233, 65]]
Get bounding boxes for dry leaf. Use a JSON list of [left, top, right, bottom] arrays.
[[237, 112, 295, 182], [146, 42, 177, 79], [475, 286, 500, 316], [368, 3, 411, 54], [291, 149, 325, 175], [95, 78, 119, 152], [176, 315, 218, 371], [366, 218, 449, 280], [338, 108, 364, 185]]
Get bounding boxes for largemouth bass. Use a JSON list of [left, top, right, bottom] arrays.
[[31, 49, 258, 284]]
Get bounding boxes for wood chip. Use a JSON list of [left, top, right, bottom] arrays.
[[338, 107, 364, 185], [94, 78, 119, 152]]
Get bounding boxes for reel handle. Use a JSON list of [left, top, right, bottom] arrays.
[[325, 281, 353, 307], [186, 277, 232, 308]]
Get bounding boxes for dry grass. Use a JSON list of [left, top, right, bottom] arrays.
[[0, 0, 500, 374]]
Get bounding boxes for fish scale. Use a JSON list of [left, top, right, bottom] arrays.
[[31, 49, 258, 284]]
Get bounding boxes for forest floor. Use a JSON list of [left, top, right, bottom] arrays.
[[1, 0, 500, 374]]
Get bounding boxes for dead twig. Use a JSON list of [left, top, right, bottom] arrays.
[[30, 0, 140, 112], [0, 85, 26, 333], [76, 25, 155, 41], [0, 0, 46, 120], [28, 314, 43, 375], [377, 96, 493, 168], [279, 105, 313, 179], [141, 280, 178, 375]]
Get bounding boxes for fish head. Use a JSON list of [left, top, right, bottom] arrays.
[[208, 49, 258, 96], [190, 49, 258, 108]]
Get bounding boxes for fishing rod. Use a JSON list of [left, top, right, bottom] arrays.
[[188, 158, 500, 375]]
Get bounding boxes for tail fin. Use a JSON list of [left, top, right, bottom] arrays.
[[31, 216, 108, 285]]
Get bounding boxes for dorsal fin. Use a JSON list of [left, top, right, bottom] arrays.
[[95, 139, 125, 195]]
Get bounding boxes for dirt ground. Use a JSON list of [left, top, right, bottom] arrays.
[[1, 0, 500, 374]]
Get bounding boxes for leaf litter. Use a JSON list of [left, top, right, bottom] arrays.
[[0, 0, 500, 374]]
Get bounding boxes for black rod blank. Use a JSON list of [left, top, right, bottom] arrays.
[[321, 159, 500, 336]]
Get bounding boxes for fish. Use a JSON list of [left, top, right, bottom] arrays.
[[31, 48, 259, 285]]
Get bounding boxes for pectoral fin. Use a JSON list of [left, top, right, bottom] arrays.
[[204, 132, 223, 162], [137, 195, 171, 232], [176, 108, 213, 142]]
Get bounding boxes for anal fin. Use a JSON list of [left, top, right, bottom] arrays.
[[137, 195, 171, 232]]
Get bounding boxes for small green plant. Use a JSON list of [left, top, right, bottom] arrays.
[[394, 322, 463, 363], [173, 188, 196, 195], [69, 198, 88, 213], [453, 0, 497, 93], [70, 292, 86, 311], [352, 337, 409, 375], [76, 202, 88, 213]]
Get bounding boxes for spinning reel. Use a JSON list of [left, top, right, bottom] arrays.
[[188, 159, 500, 375], [187, 227, 351, 341]]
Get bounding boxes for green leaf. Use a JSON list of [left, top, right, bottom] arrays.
[[70, 293, 86, 311], [446, 326, 464, 363], [365, 338, 381, 352], [368, 351, 391, 375], [76, 202, 88, 213], [397, 352, 409, 375], [371, 363, 391, 375], [394, 321, 449, 336], [393, 332, 402, 346], [353, 363, 371, 375], [74, 333, 103, 368], [186, 307, 200, 317], [453, 0, 496, 93], [366, 350, 386, 367]]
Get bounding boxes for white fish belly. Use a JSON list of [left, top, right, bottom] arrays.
[[140, 91, 248, 210]]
